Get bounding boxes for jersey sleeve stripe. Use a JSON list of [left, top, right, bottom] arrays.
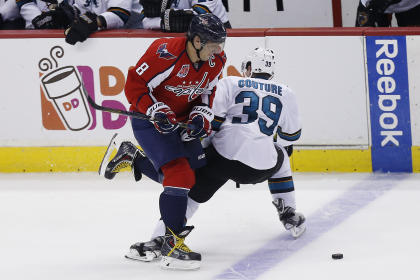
[[16, 0, 35, 9], [108, 7, 131, 24], [146, 50, 185, 90], [268, 176, 295, 194], [192, 4, 211, 14], [211, 116, 225, 131], [277, 128, 302, 141], [147, 65, 175, 92], [139, 10, 145, 21]]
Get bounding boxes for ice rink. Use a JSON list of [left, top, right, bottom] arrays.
[[1, 172, 419, 280]]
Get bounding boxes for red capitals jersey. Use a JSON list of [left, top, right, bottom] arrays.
[[125, 37, 226, 122]]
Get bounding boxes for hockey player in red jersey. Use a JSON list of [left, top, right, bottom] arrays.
[[122, 13, 226, 270], [100, 47, 306, 266]]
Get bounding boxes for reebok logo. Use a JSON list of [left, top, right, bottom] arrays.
[[366, 36, 412, 172], [375, 40, 402, 146]]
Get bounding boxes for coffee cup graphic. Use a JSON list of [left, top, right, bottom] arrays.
[[41, 66, 91, 131]]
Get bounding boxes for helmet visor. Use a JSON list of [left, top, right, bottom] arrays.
[[203, 41, 225, 55]]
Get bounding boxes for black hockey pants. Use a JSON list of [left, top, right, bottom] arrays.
[[188, 144, 284, 203]]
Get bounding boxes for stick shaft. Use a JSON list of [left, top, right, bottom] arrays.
[[81, 84, 191, 129]]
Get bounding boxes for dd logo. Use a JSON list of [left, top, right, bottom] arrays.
[[63, 98, 80, 111]]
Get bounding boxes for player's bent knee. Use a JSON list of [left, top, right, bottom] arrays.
[[188, 190, 213, 203], [161, 158, 195, 189]]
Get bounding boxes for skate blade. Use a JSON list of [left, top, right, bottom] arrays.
[[291, 224, 306, 239], [160, 256, 200, 270], [98, 133, 119, 176], [125, 251, 160, 262]]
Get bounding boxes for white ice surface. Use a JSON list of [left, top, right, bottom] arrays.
[[0, 172, 419, 280]]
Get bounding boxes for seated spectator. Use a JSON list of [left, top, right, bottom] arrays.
[[27, 0, 75, 30], [356, 0, 420, 27], [0, 0, 25, 29], [141, 0, 231, 33], [64, 0, 143, 44], [25, 0, 140, 44], [3, 0, 49, 29]]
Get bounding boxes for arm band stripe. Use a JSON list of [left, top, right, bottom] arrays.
[[108, 7, 131, 23], [278, 128, 302, 141], [268, 176, 295, 194], [16, 0, 35, 9], [211, 116, 225, 131], [192, 4, 211, 14]]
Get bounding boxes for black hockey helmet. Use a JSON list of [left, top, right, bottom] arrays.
[[187, 13, 227, 45]]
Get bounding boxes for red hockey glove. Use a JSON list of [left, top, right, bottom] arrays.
[[185, 105, 214, 138], [146, 102, 179, 134]]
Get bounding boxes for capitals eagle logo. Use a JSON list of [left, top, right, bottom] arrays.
[[156, 43, 176, 60]]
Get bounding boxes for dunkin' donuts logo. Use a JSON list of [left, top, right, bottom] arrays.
[[39, 46, 130, 131], [39, 46, 91, 131]]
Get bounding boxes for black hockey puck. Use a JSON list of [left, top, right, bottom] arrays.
[[332, 253, 343, 259]]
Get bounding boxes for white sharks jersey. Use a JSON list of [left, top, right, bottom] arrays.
[[172, 0, 228, 24], [73, 0, 137, 29], [210, 76, 301, 170], [14, 0, 48, 28], [1, 0, 20, 21], [142, 0, 228, 29]]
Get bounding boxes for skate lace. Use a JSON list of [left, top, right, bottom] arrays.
[[181, 244, 191, 252], [112, 161, 131, 173], [110, 142, 138, 173], [174, 236, 192, 253], [167, 228, 192, 256]]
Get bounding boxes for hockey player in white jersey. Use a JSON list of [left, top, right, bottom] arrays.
[[99, 47, 305, 266], [140, 0, 230, 32], [190, 47, 305, 238]]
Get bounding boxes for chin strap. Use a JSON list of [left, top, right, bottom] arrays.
[[195, 47, 203, 62], [191, 39, 205, 63]]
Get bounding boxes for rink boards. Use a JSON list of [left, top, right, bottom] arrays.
[[0, 28, 419, 173]]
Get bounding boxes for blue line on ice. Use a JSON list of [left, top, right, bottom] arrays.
[[214, 174, 407, 280]]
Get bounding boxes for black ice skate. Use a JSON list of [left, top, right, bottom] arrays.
[[98, 133, 144, 181], [160, 226, 201, 270], [125, 236, 164, 262], [273, 198, 306, 238]]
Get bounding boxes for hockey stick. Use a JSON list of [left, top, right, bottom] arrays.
[[81, 83, 193, 129]]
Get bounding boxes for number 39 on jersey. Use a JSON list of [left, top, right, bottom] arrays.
[[232, 90, 282, 136]]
